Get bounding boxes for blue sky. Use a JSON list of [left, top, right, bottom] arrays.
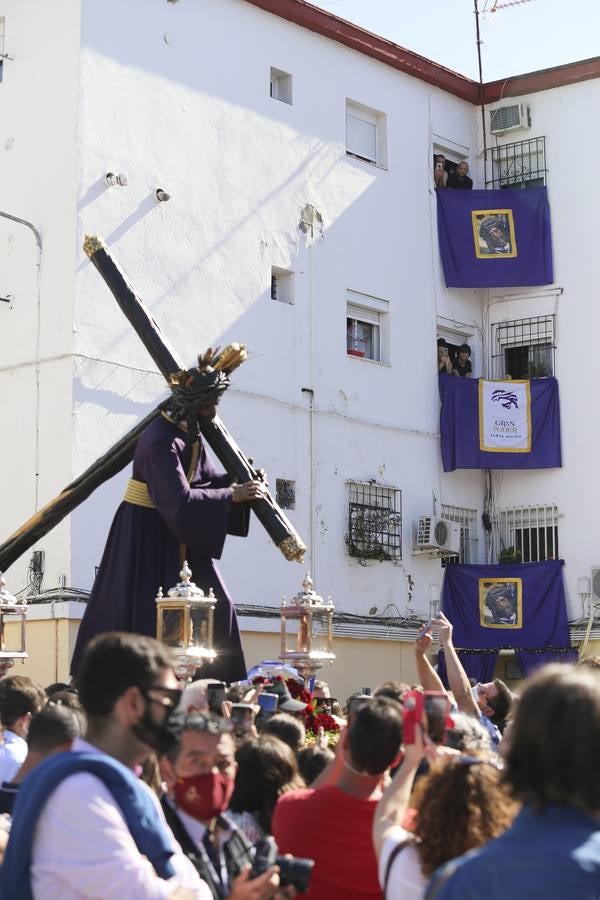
[[310, 0, 600, 81]]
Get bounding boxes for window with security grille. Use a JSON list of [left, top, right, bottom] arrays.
[[491, 315, 555, 379], [487, 136, 546, 190], [347, 482, 402, 561], [496, 505, 559, 563], [441, 505, 479, 564], [346, 100, 387, 168]]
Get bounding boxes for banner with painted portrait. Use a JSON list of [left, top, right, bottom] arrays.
[[439, 374, 561, 471], [437, 187, 553, 287], [442, 560, 571, 651]]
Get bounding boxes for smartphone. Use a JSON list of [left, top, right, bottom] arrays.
[[231, 703, 254, 731], [436, 161, 443, 170], [206, 682, 226, 715], [361, 687, 372, 697], [416, 621, 433, 640]]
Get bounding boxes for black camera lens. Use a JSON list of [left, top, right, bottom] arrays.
[[277, 856, 314, 893]]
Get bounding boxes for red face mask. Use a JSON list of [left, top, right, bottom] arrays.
[[174, 771, 235, 822]]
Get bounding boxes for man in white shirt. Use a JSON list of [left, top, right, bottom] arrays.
[[5, 632, 213, 899], [0, 675, 45, 783]]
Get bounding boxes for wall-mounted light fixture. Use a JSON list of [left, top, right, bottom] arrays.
[[156, 188, 171, 202], [105, 172, 128, 187]]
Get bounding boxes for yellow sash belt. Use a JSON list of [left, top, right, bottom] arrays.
[[123, 479, 156, 509]]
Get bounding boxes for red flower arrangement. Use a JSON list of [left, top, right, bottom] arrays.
[[251, 674, 340, 740]]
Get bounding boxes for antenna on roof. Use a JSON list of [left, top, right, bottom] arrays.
[[491, 0, 536, 10]]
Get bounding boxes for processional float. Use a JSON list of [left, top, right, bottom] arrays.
[[0, 238, 308, 669]]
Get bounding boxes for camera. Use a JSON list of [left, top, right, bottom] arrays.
[[402, 690, 453, 745], [251, 836, 314, 893]]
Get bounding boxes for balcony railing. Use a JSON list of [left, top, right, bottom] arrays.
[[486, 136, 547, 190]]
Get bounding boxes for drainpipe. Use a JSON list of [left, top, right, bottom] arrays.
[[0, 211, 43, 512]]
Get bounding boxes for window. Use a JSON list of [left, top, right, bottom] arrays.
[[271, 267, 294, 305], [441, 505, 479, 564], [496, 505, 559, 563], [347, 481, 402, 561], [270, 68, 292, 105], [487, 137, 547, 190], [346, 291, 389, 363], [346, 100, 387, 168], [491, 315, 555, 379], [276, 479, 295, 510]]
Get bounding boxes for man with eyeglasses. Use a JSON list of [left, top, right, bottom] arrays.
[[160, 713, 281, 900], [1, 632, 213, 899]]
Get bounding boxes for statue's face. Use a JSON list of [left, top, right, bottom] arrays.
[[491, 593, 513, 617], [196, 400, 219, 420]]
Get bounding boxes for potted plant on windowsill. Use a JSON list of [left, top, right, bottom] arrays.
[[498, 546, 522, 565], [347, 348, 365, 358]]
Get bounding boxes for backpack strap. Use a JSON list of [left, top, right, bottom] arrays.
[[383, 838, 412, 899]]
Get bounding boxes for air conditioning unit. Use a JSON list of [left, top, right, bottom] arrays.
[[413, 516, 461, 557], [489, 103, 531, 135]]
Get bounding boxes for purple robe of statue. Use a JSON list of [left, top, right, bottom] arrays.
[[70, 416, 249, 682]]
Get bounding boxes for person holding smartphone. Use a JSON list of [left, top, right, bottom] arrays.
[[437, 339, 453, 375], [434, 154, 448, 189]]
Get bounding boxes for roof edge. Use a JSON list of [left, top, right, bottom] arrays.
[[484, 56, 600, 103], [244, 0, 480, 103], [245, 0, 600, 104]]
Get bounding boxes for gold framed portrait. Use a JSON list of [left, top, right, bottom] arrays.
[[472, 209, 517, 259], [479, 578, 523, 629]]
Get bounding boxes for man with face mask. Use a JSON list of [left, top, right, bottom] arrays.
[[1, 632, 212, 899], [160, 713, 280, 900]]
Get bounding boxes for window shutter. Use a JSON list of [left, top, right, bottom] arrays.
[[346, 113, 377, 163]]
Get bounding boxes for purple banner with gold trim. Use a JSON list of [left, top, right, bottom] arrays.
[[439, 374, 561, 471], [441, 560, 571, 651], [437, 187, 553, 288]]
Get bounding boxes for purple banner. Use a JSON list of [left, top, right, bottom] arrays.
[[439, 374, 561, 471], [441, 560, 572, 651], [437, 187, 553, 288]]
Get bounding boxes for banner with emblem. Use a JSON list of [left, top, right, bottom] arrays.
[[479, 380, 531, 452], [436, 187, 553, 288], [439, 374, 561, 471]]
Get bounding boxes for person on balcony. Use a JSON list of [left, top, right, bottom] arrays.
[[447, 161, 473, 190], [452, 344, 472, 378]]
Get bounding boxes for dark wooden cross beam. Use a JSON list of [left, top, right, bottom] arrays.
[[0, 239, 306, 574]]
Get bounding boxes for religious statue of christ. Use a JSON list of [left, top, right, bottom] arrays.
[[70, 351, 266, 683]]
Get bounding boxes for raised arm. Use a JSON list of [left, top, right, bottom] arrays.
[[414, 628, 447, 694], [432, 612, 480, 720], [372, 729, 425, 858]]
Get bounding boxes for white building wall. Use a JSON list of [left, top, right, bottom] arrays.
[[69, 0, 482, 620], [485, 79, 600, 615], [0, 0, 81, 590]]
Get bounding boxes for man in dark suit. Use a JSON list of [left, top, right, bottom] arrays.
[[160, 713, 280, 900]]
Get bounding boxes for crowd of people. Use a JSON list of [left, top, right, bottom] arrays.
[[0, 611, 598, 898]]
